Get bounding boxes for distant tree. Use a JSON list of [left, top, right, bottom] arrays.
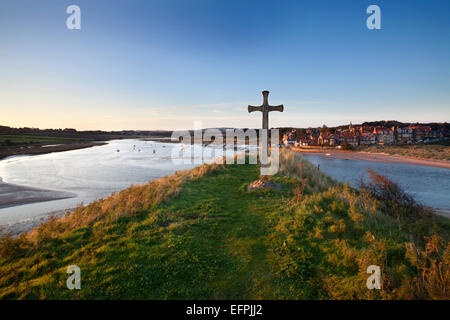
[[320, 125, 328, 133]]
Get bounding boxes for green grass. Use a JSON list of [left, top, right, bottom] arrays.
[[0, 135, 87, 145], [0, 152, 448, 299]]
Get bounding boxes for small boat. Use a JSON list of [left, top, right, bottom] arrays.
[[325, 153, 331, 156]]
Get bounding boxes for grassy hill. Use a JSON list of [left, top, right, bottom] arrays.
[[0, 150, 448, 299]]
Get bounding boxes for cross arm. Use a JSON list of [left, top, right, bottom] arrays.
[[248, 105, 262, 113], [269, 104, 284, 112]]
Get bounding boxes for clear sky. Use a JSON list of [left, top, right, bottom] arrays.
[[1, 0, 449, 130]]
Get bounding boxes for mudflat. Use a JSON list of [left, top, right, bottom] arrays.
[[0, 182, 75, 209], [0, 141, 106, 160]]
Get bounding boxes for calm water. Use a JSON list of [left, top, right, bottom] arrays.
[[301, 154, 450, 212], [0, 139, 239, 224]]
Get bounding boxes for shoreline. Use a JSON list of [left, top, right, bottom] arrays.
[[0, 141, 107, 161], [0, 182, 77, 235], [0, 182, 76, 209], [1, 143, 449, 236], [434, 208, 450, 219], [290, 147, 450, 169], [0, 209, 68, 237]]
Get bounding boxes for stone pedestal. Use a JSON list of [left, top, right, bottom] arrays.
[[247, 178, 282, 191]]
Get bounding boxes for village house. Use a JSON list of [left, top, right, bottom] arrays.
[[298, 137, 317, 146], [336, 129, 359, 147], [281, 122, 448, 148], [411, 126, 432, 142], [359, 126, 373, 134], [318, 132, 337, 146], [430, 127, 445, 140], [282, 130, 296, 146], [374, 127, 394, 144], [360, 132, 377, 145], [392, 126, 413, 144]]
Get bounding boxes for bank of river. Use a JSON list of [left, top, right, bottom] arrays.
[[299, 152, 450, 217], [0, 141, 106, 160], [290, 147, 450, 169], [0, 139, 243, 234], [1, 141, 449, 234]]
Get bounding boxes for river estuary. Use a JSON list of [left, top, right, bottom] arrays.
[[0, 140, 449, 229]]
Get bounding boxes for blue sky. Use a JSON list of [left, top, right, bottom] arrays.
[[0, 0, 449, 130]]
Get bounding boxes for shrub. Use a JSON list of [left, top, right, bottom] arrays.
[[279, 149, 337, 193], [405, 235, 449, 299], [359, 169, 430, 220], [340, 141, 354, 150]]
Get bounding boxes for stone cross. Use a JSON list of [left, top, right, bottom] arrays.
[[248, 90, 284, 130], [248, 90, 283, 179]]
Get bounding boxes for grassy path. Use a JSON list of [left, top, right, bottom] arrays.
[[0, 163, 291, 299], [1, 158, 448, 299], [153, 163, 284, 299]]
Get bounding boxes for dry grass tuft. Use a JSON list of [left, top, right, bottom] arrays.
[[279, 149, 337, 193]]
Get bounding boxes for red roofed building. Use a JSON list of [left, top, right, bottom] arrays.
[[339, 130, 360, 147], [374, 127, 394, 144], [360, 132, 377, 145]]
